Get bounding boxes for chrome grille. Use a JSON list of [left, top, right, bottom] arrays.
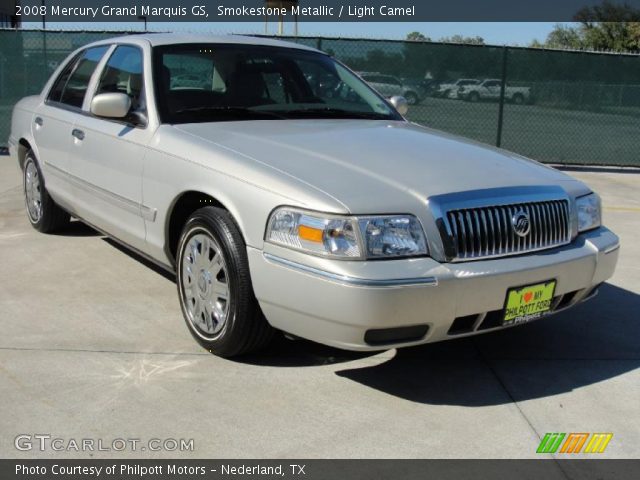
[[444, 200, 571, 261]]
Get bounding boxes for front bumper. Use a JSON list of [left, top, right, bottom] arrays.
[[248, 227, 619, 351]]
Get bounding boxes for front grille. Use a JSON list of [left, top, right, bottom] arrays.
[[444, 199, 571, 261]]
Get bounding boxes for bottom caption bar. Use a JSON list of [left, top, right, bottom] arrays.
[[3, 460, 640, 480]]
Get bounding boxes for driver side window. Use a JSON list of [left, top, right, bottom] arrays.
[[96, 45, 145, 112], [48, 46, 109, 108]]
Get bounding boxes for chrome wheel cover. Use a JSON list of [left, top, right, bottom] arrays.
[[180, 232, 230, 337], [24, 159, 42, 223]]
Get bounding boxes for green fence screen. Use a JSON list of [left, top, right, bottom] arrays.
[[1, 30, 639, 166]]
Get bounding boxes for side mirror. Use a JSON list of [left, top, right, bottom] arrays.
[[90, 93, 131, 119], [389, 95, 409, 116]]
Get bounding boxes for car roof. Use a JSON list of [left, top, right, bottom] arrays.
[[84, 33, 321, 53]]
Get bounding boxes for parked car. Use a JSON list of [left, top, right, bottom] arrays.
[[434, 78, 479, 98], [171, 73, 210, 90], [459, 78, 533, 104], [358, 72, 424, 105], [304, 72, 343, 98], [9, 35, 619, 357], [400, 77, 434, 99]]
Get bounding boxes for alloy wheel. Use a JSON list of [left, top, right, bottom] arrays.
[[180, 231, 231, 338], [24, 159, 42, 223]]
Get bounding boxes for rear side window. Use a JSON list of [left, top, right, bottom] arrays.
[[381, 76, 401, 86], [48, 46, 109, 108], [96, 45, 145, 111]]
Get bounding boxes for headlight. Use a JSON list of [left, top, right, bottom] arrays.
[[266, 209, 360, 258], [576, 193, 601, 232], [358, 216, 427, 258], [265, 207, 428, 260]]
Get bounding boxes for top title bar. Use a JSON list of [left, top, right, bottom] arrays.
[[12, 0, 640, 22]]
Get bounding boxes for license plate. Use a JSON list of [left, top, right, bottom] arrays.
[[503, 280, 556, 325]]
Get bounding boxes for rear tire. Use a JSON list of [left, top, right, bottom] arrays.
[[405, 92, 419, 105], [468, 92, 480, 102], [512, 93, 525, 105], [176, 207, 274, 357], [23, 150, 70, 233]]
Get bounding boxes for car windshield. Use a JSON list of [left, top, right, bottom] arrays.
[[153, 43, 401, 123]]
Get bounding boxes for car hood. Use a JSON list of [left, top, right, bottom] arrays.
[[173, 119, 588, 213]]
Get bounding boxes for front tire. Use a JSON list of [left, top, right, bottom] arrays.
[[23, 151, 70, 233], [176, 207, 274, 357], [405, 92, 419, 105]]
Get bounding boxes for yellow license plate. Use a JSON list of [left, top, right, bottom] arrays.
[[503, 280, 556, 324]]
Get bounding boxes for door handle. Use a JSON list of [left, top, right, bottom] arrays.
[[71, 129, 85, 141], [34, 117, 43, 126]]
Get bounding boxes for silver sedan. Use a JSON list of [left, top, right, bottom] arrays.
[[9, 34, 619, 357]]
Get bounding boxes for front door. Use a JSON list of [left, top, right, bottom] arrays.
[[67, 45, 152, 251]]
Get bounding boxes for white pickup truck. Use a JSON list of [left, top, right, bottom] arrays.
[[434, 78, 479, 99], [458, 79, 532, 104]]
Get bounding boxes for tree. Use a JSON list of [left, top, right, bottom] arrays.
[[532, 1, 640, 52], [406, 31, 430, 42], [542, 24, 585, 49], [577, 1, 640, 51], [439, 35, 485, 45]]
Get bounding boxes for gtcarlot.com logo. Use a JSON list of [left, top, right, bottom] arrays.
[[15, 434, 195, 452], [537, 432, 613, 454]]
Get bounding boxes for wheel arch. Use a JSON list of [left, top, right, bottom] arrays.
[[18, 137, 35, 170], [165, 190, 247, 265]]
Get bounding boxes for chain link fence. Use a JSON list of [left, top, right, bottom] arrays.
[[1, 29, 639, 166]]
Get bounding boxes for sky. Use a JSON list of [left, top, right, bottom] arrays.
[[21, 22, 563, 47]]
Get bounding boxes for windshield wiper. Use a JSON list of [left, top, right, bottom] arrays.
[[173, 106, 286, 120], [279, 107, 392, 120]]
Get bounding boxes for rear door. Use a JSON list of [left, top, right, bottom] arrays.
[[482, 80, 502, 99], [67, 44, 152, 250], [33, 46, 109, 208], [371, 75, 396, 97], [381, 76, 404, 97], [361, 75, 387, 97]]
